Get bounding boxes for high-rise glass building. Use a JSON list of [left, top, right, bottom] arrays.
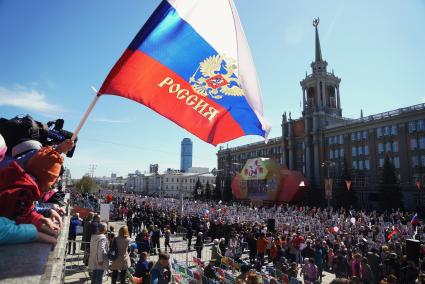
[[180, 138, 193, 172]]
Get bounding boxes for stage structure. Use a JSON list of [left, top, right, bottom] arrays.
[[231, 158, 308, 204]]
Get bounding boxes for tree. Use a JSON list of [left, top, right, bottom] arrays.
[[334, 158, 357, 208], [222, 174, 233, 202], [75, 175, 97, 193], [379, 154, 403, 210], [214, 176, 222, 200], [193, 178, 203, 199], [204, 181, 212, 199]]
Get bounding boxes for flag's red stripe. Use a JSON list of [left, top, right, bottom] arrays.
[[99, 49, 245, 145]]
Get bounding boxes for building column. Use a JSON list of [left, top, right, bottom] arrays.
[[336, 86, 341, 110], [313, 133, 321, 185], [316, 80, 322, 111], [282, 122, 287, 167], [321, 81, 326, 109], [302, 87, 306, 110], [368, 129, 377, 173], [288, 122, 294, 170], [305, 118, 312, 179], [398, 123, 409, 184]]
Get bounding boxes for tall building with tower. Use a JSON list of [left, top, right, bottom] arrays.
[[217, 18, 425, 209], [180, 138, 193, 172]]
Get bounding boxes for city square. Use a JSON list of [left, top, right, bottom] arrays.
[[0, 1, 424, 284]]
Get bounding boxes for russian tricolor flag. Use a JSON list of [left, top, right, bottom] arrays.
[[99, 0, 270, 145]]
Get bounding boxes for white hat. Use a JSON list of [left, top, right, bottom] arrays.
[[12, 140, 42, 158]]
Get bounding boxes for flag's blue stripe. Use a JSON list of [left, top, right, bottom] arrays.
[[128, 0, 265, 137]]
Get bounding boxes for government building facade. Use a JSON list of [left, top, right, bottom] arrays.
[[217, 19, 425, 210]]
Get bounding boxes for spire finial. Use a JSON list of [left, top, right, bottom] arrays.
[[313, 17, 323, 62]]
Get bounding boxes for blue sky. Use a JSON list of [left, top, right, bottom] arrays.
[[1, 0, 424, 178]]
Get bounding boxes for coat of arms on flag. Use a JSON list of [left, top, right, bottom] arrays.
[[190, 55, 244, 100]]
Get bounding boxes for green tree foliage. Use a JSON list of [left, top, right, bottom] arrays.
[[213, 176, 222, 200], [222, 175, 233, 201], [334, 158, 357, 208], [204, 181, 212, 199], [193, 178, 203, 199], [379, 154, 403, 210], [75, 175, 97, 193]]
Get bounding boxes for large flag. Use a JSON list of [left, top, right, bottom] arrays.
[[99, 0, 270, 145]]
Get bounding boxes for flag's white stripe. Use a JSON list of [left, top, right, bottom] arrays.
[[228, 0, 271, 137], [167, 0, 238, 61]]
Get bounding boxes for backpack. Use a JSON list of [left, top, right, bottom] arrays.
[[108, 238, 118, 260]]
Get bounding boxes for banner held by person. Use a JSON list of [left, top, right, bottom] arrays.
[[93, 0, 271, 145]]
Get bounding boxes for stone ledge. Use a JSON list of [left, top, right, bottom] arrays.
[[0, 212, 70, 284]]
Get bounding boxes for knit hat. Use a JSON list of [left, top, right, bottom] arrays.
[[12, 139, 42, 158], [25, 146, 64, 191], [0, 134, 6, 162]]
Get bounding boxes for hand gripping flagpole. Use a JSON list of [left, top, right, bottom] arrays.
[[71, 86, 100, 141]]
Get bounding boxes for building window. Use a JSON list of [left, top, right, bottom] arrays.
[[393, 157, 400, 169], [358, 161, 364, 170], [171, 178, 174, 182], [377, 128, 382, 138], [385, 142, 391, 153], [364, 145, 369, 155], [362, 131, 368, 140], [419, 137, 425, 149], [166, 178, 168, 182], [328, 137, 333, 145], [364, 160, 370, 170], [358, 146, 363, 155], [340, 148, 344, 157], [391, 125, 398, 135], [166, 185, 168, 189], [378, 143, 384, 154], [411, 138, 418, 150], [330, 150, 334, 159], [418, 120, 425, 131], [422, 155, 425, 167], [383, 126, 390, 136], [352, 160, 357, 169], [339, 135, 343, 144], [392, 141, 399, 152], [408, 121, 417, 133], [334, 149, 339, 158], [412, 155, 419, 167], [351, 133, 356, 141], [379, 158, 384, 167], [352, 147, 357, 156], [356, 132, 361, 140]]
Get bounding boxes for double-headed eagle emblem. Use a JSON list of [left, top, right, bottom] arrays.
[[189, 55, 244, 100]]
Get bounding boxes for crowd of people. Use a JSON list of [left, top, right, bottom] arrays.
[[2, 122, 423, 284], [0, 132, 72, 249], [78, 190, 424, 284]]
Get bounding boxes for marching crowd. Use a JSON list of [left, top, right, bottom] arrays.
[[68, 190, 424, 284]]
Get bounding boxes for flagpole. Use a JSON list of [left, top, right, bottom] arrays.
[[71, 87, 100, 141]]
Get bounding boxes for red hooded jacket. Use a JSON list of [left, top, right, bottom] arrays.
[[0, 161, 43, 228]]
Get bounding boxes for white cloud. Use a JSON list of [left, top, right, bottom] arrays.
[[0, 86, 63, 116], [91, 117, 131, 124]]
